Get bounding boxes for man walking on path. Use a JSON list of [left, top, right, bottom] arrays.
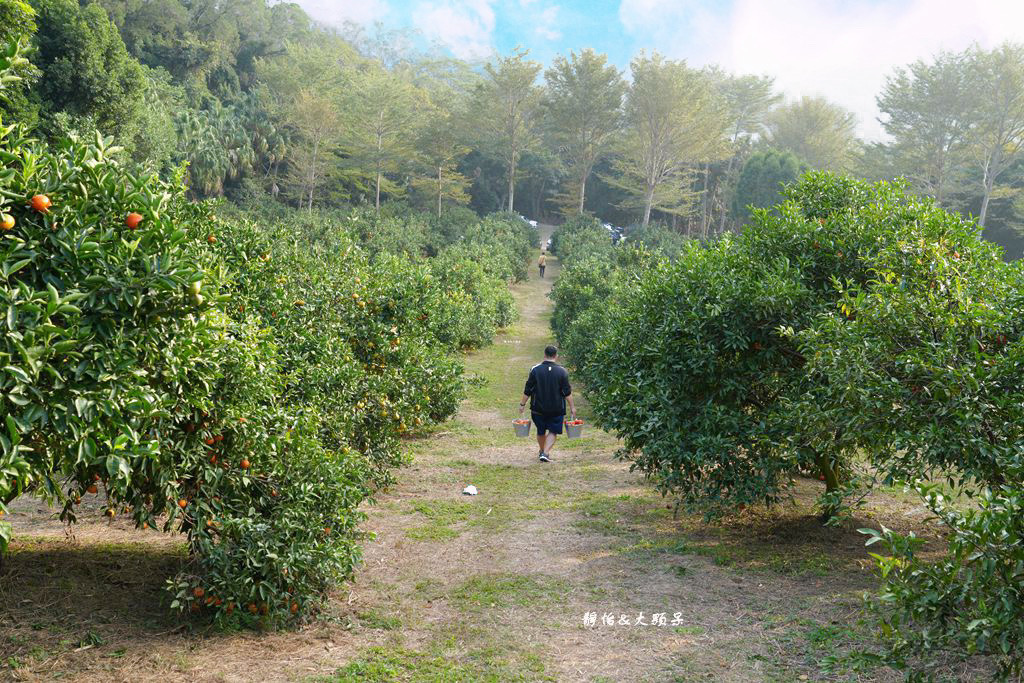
[[519, 345, 575, 462], [538, 251, 547, 279]]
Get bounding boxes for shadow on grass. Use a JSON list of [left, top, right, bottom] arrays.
[[0, 537, 189, 669], [572, 491, 941, 581]]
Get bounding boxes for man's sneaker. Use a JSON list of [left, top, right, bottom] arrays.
[[539, 453, 550, 462]]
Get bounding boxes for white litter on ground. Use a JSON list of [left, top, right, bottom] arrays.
[[462, 485, 478, 496]]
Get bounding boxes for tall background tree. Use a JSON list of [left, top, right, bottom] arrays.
[[767, 95, 858, 171], [29, 0, 147, 148], [473, 47, 543, 213], [609, 53, 729, 227], [712, 71, 781, 232], [967, 42, 1024, 228], [412, 97, 471, 217], [543, 48, 625, 215], [341, 64, 427, 211], [876, 50, 977, 206], [731, 148, 806, 224]]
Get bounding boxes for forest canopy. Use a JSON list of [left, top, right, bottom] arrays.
[[3, 0, 1024, 255]]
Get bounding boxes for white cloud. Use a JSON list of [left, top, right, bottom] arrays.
[[413, 0, 497, 59], [299, 0, 390, 27], [620, 0, 1024, 141], [619, 0, 726, 62], [535, 6, 562, 41]]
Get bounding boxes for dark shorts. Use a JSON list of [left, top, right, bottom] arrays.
[[532, 413, 563, 435]]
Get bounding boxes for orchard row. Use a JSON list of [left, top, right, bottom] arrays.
[[0, 125, 535, 626], [550, 178, 1024, 679]]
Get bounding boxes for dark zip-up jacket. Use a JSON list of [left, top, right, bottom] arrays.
[[524, 360, 571, 417]]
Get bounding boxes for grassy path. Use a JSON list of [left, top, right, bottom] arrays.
[[3, 228, 939, 681], [290, 229, 897, 682]]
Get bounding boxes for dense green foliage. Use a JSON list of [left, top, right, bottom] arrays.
[[30, 0, 147, 143], [548, 214, 612, 266], [626, 222, 689, 260], [0, 122, 532, 626], [551, 171, 1024, 676], [731, 148, 806, 224], [861, 486, 1024, 679], [2, 0, 1024, 249]]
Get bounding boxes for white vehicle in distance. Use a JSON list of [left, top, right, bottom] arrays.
[[517, 214, 539, 228]]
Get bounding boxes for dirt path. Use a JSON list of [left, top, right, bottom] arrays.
[[2, 228, 934, 682]]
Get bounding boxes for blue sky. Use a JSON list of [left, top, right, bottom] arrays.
[[300, 0, 1024, 140]]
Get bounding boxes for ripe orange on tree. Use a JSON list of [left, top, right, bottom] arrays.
[[125, 212, 143, 230], [30, 194, 51, 212], [207, 234, 217, 244], [0, 213, 14, 230], [86, 484, 98, 494], [178, 498, 188, 508], [240, 459, 250, 469], [205, 437, 215, 446]]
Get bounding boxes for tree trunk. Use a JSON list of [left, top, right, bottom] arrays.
[[437, 165, 443, 219], [718, 154, 736, 234], [375, 123, 384, 214], [642, 186, 655, 227], [534, 177, 545, 221], [308, 137, 320, 212], [814, 451, 841, 521], [979, 149, 999, 228], [700, 163, 711, 235], [578, 172, 587, 215], [507, 156, 516, 213]]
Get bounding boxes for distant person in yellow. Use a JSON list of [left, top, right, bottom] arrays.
[[538, 251, 547, 279]]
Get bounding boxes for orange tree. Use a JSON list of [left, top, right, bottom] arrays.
[[0, 124, 375, 625], [564, 174, 952, 517], [164, 205, 533, 621], [788, 190, 1024, 677], [0, 125, 216, 543], [549, 245, 657, 377], [548, 214, 612, 267], [205, 212, 466, 488], [0, 123, 535, 627]]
